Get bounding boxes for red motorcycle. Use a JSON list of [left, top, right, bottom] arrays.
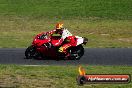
[[25, 29, 88, 60]]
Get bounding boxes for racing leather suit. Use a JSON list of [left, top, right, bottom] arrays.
[[46, 28, 74, 55]]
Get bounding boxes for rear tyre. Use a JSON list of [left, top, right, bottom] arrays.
[[25, 45, 36, 59], [69, 45, 84, 60]]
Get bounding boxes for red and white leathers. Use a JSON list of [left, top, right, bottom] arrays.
[[46, 28, 74, 55], [46, 28, 64, 46], [59, 36, 76, 54]]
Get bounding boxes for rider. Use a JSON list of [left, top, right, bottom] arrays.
[[46, 23, 74, 56]]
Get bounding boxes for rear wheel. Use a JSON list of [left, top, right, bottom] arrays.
[[25, 46, 37, 59], [69, 45, 84, 60]]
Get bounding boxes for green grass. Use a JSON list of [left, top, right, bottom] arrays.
[[0, 17, 132, 48], [0, 65, 131, 88], [0, 0, 132, 48], [0, 0, 132, 20]]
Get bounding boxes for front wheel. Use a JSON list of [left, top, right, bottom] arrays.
[[25, 45, 37, 59], [68, 45, 84, 60]]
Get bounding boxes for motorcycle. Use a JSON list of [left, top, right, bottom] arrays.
[[25, 29, 88, 60]]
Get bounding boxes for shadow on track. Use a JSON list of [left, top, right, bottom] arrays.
[[24, 57, 79, 61]]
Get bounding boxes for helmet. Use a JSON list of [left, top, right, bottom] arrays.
[[56, 23, 63, 29]]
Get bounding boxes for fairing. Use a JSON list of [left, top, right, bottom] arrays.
[[75, 36, 84, 46]]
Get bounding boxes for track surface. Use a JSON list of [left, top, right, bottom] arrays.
[[0, 48, 132, 65]]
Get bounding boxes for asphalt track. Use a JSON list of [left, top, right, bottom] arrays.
[[0, 48, 132, 65]]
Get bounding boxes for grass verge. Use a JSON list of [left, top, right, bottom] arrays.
[[0, 0, 132, 48], [0, 0, 132, 20], [0, 65, 132, 88], [0, 17, 132, 48]]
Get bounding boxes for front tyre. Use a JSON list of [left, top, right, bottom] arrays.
[[25, 45, 36, 59]]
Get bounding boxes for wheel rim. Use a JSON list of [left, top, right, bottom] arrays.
[[27, 48, 35, 58], [75, 49, 82, 59], [69, 49, 82, 59]]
